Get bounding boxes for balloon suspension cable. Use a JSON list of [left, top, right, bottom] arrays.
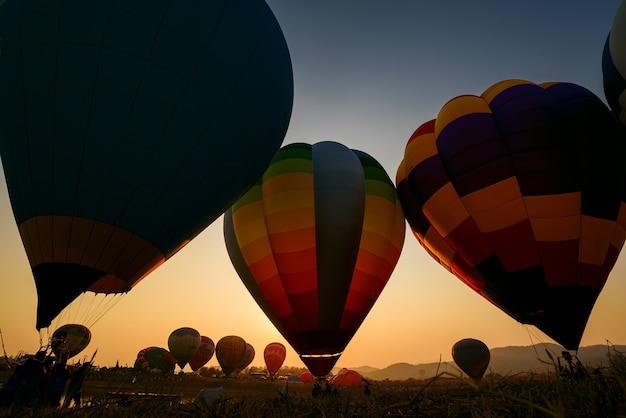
[[524, 324, 557, 358], [526, 325, 542, 359], [51, 292, 126, 331]]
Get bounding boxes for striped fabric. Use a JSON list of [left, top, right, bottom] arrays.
[[397, 80, 626, 350], [225, 141, 405, 376]]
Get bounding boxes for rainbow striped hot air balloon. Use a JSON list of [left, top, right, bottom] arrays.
[[224, 141, 405, 377]]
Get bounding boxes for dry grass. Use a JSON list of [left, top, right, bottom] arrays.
[[2, 348, 626, 417]]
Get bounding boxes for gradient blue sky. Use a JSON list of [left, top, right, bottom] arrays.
[[1, 1, 625, 371]]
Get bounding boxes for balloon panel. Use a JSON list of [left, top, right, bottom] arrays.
[[0, 0, 293, 329], [397, 80, 626, 350], [225, 141, 405, 376]]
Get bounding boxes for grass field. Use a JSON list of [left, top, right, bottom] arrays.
[[2, 349, 626, 417]]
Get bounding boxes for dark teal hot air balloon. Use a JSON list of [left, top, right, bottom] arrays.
[[0, 0, 293, 330]]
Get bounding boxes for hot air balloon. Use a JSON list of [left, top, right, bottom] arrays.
[[396, 80, 626, 351], [264, 342, 287, 378], [189, 336, 215, 372], [50, 324, 91, 360], [452, 338, 490, 382], [215, 336, 248, 377], [134, 347, 177, 374], [603, 1, 626, 126], [233, 343, 255, 375], [0, 0, 293, 331], [299, 371, 316, 383], [224, 141, 406, 377], [168, 327, 201, 370], [331, 368, 363, 387]]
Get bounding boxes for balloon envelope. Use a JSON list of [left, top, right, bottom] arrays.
[[452, 338, 490, 382], [0, 0, 293, 330], [233, 343, 255, 375], [189, 336, 215, 372], [264, 342, 287, 377], [134, 347, 177, 374], [168, 327, 201, 369], [331, 368, 363, 387], [51, 324, 91, 359], [224, 141, 405, 377], [215, 336, 248, 377], [603, 1, 626, 126], [299, 372, 316, 383], [396, 80, 626, 350]]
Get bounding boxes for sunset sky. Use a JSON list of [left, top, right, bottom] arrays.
[[1, 1, 625, 372]]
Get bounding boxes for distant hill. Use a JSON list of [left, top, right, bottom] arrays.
[[337, 344, 626, 381]]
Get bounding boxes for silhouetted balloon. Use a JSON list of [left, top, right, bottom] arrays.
[[225, 141, 405, 377], [0, 0, 293, 330], [51, 324, 91, 359], [264, 342, 286, 377], [299, 371, 316, 383], [189, 336, 215, 372], [396, 80, 626, 350], [134, 347, 177, 374], [168, 327, 201, 369], [603, 1, 626, 126], [331, 368, 363, 387], [452, 338, 490, 382], [215, 336, 248, 377], [233, 343, 255, 375]]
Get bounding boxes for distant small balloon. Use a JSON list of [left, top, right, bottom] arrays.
[[452, 338, 490, 382], [215, 336, 248, 377], [331, 368, 363, 387], [299, 371, 316, 383], [168, 327, 201, 370], [189, 336, 215, 372], [264, 342, 287, 377], [233, 343, 255, 375], [134, 347, 177, 374]]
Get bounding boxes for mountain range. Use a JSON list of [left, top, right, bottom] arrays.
[[340, 344, 626, 381]]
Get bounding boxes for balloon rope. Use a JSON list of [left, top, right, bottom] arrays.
[[49, 292, 126, 330], [86, 294, 126, 327]]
